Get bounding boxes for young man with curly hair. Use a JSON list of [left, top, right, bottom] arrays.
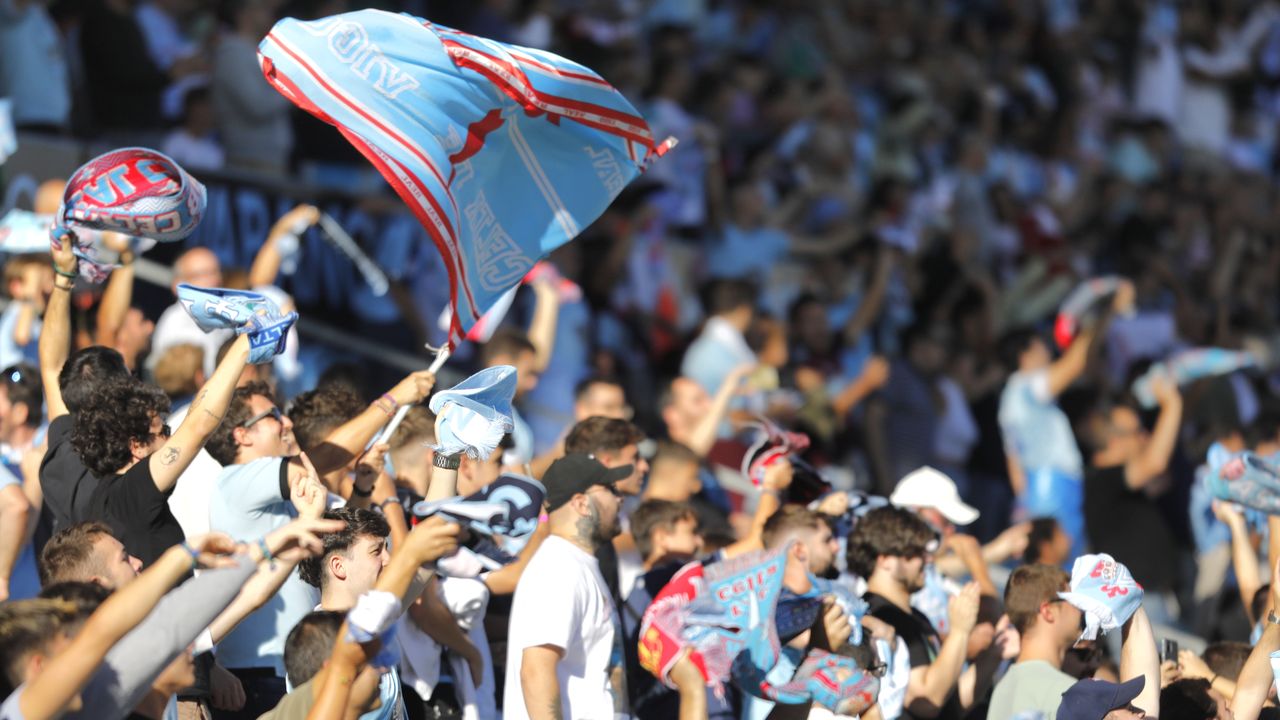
[[70, 330, 256, 569]]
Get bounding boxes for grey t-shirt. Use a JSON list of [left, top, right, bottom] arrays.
[[986, 660, 1076, 719]]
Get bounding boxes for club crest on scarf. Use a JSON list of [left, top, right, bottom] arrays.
[[257, 9, 674, 348]]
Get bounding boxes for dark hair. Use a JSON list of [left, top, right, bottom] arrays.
[[1024, 517, 1060, 565], [480, 329, 536, 366], [1159, 679, 1216, 720], [58, 346, 128, 415], [298, 507, 390, 588], [1202, 641, 1250, 682], [565, 417, 645, 456], [574, 376, 624, 403], [1, 364, 42, 428], [288, 385, 364, 454], [39, 521, 117, 586], [1245, 411, 1280, 449], [284, 610, 344, 687], [70, 379, 169, 477], [1077, 398, 1134, 456], [846, 506, 936, 578], [997, 329, 1041, 371], [0, 598, 81, 697], [38, 580, 110, 612], [762, 505, 826, 549], [700, 279, 756, 317], [205, 380, 275, 465], [630, 499, 696, 560]]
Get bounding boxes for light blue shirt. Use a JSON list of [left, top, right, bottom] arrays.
[[705, 224, 789, 283], [680, 317, 756, 397], [998, 368, 1083, 479], [209, 457, 318, 674]]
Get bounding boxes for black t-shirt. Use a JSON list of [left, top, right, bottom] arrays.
[[864, 592, 962, 720], [38, 415, 100, 542], [1084, 464, 1178, 592], [85, 458, 184, 568]]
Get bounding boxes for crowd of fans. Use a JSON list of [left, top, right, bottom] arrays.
[[6, 0, 1280, 718]]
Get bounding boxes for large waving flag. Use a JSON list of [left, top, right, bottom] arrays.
[[259, 10, 673, 346]]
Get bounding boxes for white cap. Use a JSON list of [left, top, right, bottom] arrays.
[[890, 466, 979, 526]]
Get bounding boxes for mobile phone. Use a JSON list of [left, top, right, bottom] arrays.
[[1161, 638, 1178, 663]]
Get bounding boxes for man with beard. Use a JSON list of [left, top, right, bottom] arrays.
[[504, 454, 629, 720], [849, 506, 980, 720]]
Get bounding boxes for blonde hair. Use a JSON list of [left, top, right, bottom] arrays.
[[0, 598, 79, 695], [153, 344, 204, 398]]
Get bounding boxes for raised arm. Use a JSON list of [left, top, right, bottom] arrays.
[[905, 583, 979, 718], [722, 458, 792, 557], [1231, 558, 1280, 720], [16, 534, 239, 720], [1045, 281, 1131, 398], [1125, 377, 1182, 490], [149, 335, 251, 492], [298, 370, 435, 483], [1214, 501, 1262, 622], [1118, 606, 1160, 717], [94, 237, 135, 349], [684, 364, 753, 458], [249, 205, 318, 288], [39, 232, 78, 421]]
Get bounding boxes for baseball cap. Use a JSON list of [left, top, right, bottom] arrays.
[[890, 466, 979, 526], [543, 454, 632, 512], [1057, 677, 1144, 720]]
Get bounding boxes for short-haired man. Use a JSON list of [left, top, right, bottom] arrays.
[[680, 279, 757, 397], [849, 506, 979, 720], [504, 454, 629, 720], [986, 564, 1080, 717], [38, 521, 141, 589], [573, 377, 628, 422], [299, 506, 485, 720], [149, 247, 229, 378], [205, 369, 435, 717]]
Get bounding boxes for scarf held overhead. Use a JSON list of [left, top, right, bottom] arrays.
[[258, 9, 674, 346]]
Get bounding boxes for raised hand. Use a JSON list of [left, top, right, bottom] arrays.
[[290, 452, 328, 520], [184, 532, 242, 569], [403, 515, 461, 564], [260, 517, 347, 562], [389, 370, 437, 407], [948, 582, 981, 635]]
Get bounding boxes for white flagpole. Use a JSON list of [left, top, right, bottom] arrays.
[[377, 345, 451, 444]]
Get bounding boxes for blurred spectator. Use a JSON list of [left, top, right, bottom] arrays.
[[0, 0, 71, 133], [213, 0, 292, 175], [162, 85, 224, 171]]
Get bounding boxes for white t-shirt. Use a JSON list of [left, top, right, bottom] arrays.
[[165, 403, 223, 538], [0, 687, 22, 720], [148, 301, 233, 378], [503, 535, 616, 720]]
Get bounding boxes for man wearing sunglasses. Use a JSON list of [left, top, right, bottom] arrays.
[[505, 453, 630, 720], [987, 564, 1082, 717], [202, 368, 435, 719]]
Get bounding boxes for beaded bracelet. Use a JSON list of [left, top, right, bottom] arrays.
[[180, 541, 200, 571]]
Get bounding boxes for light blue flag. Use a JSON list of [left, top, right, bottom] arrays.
[[258, 10, 674, 346]]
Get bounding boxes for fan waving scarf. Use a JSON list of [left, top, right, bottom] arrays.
[[258, 10, 674, 347]]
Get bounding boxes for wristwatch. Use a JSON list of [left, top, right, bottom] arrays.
[[1268, 610, 1280, 626], [351, 484, 373, 498], [433, 452, 461, 470]]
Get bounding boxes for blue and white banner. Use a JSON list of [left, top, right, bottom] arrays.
[[258, 9, 673, 346]]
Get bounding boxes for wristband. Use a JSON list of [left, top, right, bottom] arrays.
[[351, 484, 374, 498], [52, 265, 78, 280], [373, 399, 395, 418], [380, 393, 399, 411], [256, 537, 274, 565], [379, 496, 402, 511], [54, 281, 74, 291], [180, 541, 200, 571], [433, 452, 461, 470]]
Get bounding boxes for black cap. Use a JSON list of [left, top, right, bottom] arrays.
[[543, 454, 632, 512], [1058, 677, 1144, 720]]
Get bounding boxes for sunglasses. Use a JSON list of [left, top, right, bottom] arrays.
[[241, 407, 283, 429]]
